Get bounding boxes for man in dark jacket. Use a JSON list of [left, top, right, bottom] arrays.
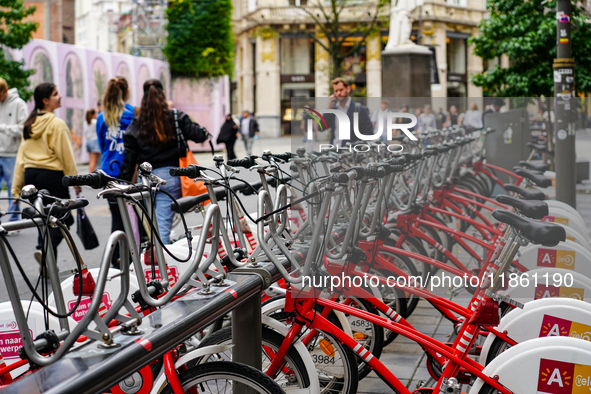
[[326, 78, 373, 146], [482, 98, 505, 122], [240, 111, 259, 155]]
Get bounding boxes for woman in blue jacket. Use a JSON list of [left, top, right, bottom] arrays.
[[96, 77, 134, 267]]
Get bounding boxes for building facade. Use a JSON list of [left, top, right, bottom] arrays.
[[25, 0, 76, 43], [75, 0, 132, 52], [232, 0, 487, 137]]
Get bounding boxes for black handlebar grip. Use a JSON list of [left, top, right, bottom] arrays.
[[388, 156, 406, 166], [62, 170, 112, 189], [365, 166, 386, 179], [169, 165, 202, 178], [349, 167, 366, 180], [402, 153, 423, 161], [272, 152, 294, 162], [227, 155, 258, 169], [331, 173, 350, 183]]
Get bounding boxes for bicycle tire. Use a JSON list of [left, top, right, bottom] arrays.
[[484, 335, 513, 366], [383, 234, 428, 316], [373, 248, 420, 317], [266, 311, 359, 394], [368, 268, 408, 347], [160, 361, 286, 394], [194, 326, 311, 391], [417, 223, 446, 266], [342, 296, 384, 380]]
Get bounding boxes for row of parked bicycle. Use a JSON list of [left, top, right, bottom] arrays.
[[0, 125, 589, 393]]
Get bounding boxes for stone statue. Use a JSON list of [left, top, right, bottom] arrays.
[[385, 0, 424, 51]]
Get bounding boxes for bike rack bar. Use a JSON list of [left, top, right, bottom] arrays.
[[1, 261, 287, 394]]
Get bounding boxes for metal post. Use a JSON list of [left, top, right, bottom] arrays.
[[232, 295, 262, 394], [554, 0, 576, 208], [43, 0, 51, 40]]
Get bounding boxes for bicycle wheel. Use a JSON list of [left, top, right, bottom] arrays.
[[484, 335, 513, 366], [380, 238, 425, 316], [368, 268, 408, 347], [195, 327, 310, 391], [160, 361, 286, 394], [341, 296, 384, 380], [266, 311, 359, 394]]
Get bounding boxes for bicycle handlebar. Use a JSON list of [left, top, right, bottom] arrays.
[[169, 165, 204, 178], [22, 199, 89, 218], [227, 155, 258, 169], [62, 170, 114, 189]]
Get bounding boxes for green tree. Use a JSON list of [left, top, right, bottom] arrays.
[[164, 0, 233, 79], [469, 0, 591, 97], [0, 0, 38, 101], [299, 0, 389, 82]]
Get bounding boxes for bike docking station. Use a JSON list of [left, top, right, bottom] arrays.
[[0, 258, 287, 394]]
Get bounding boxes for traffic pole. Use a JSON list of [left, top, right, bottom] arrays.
[[554, 0, 576, 208]]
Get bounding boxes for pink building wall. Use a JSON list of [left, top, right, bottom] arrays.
[[7, 39, 229, 162]]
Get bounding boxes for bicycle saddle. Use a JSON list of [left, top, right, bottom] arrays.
[[527, 142, 554, 156], [518, 160, 548, 172], [491, 210, 565, 247], [513, 167, 553, 188], [503, 184, 546, 201], [172, 188, 227, 213], [495, 195, 548, 220]]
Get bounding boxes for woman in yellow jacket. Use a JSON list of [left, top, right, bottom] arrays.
[[12, 82, 78, 256]]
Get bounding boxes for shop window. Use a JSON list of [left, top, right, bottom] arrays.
[[340, 38, 366, 78], [446, 37, 466, 74], [281, 38, 313, 74]]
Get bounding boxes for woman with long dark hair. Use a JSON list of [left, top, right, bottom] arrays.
[[121, 79, 209, 244], [12, 82, 78, 259], [96, 77, 134, 268]]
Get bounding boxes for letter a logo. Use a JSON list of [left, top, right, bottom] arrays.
[[537, 359, 574, 394]]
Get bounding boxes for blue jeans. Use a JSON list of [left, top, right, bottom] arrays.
[[153, 167, 181, 245], [0, 157, 20, 221]]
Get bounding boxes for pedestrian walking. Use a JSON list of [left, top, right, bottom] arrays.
[[0, 78, 28, 224], [84, 108, 100, 172], [121, 79, 209, 244], [418, 105, 436, 132], [462, 103, 483, 129], [12, 82, 78, 260], [240, 111, 259, 156], [96, 77, 134, 268], [445, 105, 459, 127], [217, 114, 239, 160]]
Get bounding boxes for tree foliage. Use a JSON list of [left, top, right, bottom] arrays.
[[469, 0, 591, 97], [0, 0, 38, 101], [164, 0, 234, 79], [299, 0, 389, 82]]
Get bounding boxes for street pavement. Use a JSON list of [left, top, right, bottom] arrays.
[[0, 132, 590, 392]]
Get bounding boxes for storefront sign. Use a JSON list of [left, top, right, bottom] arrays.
[[281, 74, 315, 83]]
